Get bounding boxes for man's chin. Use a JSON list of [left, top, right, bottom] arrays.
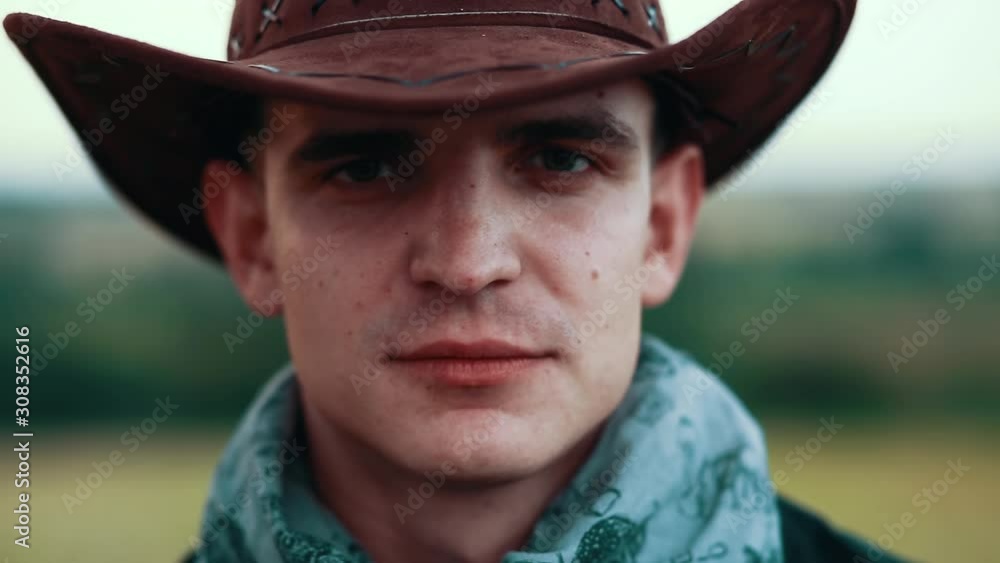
[[390, 418, 562, 484], [403, 449, 554, 487]]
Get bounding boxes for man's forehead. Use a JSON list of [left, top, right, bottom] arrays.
[[264, 79, 654, 137]]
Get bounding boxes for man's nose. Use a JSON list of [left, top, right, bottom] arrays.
[[408, 185, 522, 296]]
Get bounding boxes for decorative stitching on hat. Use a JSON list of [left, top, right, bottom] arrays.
[[245, 50, 648, 88], [667, 22, 809, 131], [646, 72, 738, 130], [644, 3, 662, 38], [774, 27, 806, 83], [100, 53, 123, 67], [257, 0, 286, 41], [230, 35, 243, 58], [677, 24, 801, 71], [747, 25, 795, 56]]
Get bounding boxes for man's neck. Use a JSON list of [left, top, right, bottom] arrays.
[[302, 405, 602, 563]]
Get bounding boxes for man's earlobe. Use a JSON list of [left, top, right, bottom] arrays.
[[640, 143, 705, 308], [201, 159, 282, 316]]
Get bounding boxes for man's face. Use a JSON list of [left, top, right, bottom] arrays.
[[205, 78, 703, 480]]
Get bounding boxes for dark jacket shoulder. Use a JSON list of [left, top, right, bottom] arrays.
[[778, 495, 910, 563]]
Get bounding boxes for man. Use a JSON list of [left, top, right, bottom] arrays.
[[6, 0, 906, 561]]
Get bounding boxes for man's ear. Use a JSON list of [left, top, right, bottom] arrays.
[[641, 142, 705, 308], [201, 160, 282, 316]]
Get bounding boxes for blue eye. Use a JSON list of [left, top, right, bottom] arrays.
[[530, 147, 593, 173]]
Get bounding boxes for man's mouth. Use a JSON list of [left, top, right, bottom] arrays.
[[394, 339, 556, 386]]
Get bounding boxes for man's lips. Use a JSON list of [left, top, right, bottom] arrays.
[[394, 339, 556, 386], [398, 339, 551, 360]]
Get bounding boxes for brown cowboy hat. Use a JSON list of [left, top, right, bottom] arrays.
[[4, 0, 854, 261]]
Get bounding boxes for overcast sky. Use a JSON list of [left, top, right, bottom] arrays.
[[2, 0, 997, 199]]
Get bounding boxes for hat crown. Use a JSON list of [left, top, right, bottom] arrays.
[[226, 0, 668, 60]]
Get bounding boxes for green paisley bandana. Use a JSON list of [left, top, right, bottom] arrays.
[[189, 333, 783, 562]]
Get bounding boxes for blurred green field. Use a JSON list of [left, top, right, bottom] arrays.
[[3, 419, 996, 562]]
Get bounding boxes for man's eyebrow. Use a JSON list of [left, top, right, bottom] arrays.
[[496, 109, 640, 150], [293, 129, 416, 163]]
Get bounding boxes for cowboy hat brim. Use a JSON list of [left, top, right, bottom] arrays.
[[3, 0, 854, 261]]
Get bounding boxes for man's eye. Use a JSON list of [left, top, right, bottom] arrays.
[[528, 148, 593, 173], [324, 157, 393, 184]]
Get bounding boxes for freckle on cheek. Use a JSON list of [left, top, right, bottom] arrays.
[[591, 270, 599, 280]]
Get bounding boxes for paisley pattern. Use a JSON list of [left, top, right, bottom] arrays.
[[189, 333, 783, 562], [570, 510, 654, 563]]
